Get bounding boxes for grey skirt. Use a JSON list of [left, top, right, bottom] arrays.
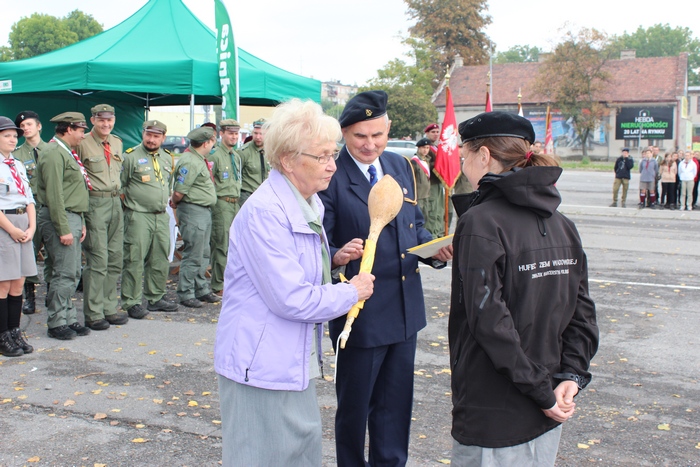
[[0, 213, 37, 281], [218, 374, 322, 467]]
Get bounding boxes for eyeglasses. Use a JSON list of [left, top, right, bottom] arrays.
[[300, 151, 340, 164]]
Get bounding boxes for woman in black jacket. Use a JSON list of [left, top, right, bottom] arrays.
[[449, 112, 599, 466]]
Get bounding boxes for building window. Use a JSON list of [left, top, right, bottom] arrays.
[[696, 96, 700, 114]]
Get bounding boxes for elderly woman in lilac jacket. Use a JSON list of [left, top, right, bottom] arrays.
[[214, 99, 374, 466]]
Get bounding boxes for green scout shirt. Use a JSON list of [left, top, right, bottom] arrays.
[[410, 154, 431, 200], [209, 144, 242, 198], [239, 142, 269, 193], [77, 131, 123, 192], [37, 137, 90, 236], [13, 139, 48, 193], [172, 147, 217, 207], [121, 144, 173, 213]]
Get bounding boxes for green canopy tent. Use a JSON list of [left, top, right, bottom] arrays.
[[0, 0, 321, 147]]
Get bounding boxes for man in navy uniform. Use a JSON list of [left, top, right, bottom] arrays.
[[319, 90, 452, 466]]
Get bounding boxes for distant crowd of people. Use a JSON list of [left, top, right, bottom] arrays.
[[611, 145, 699, 210]]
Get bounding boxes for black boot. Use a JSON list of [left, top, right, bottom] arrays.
[[0, 330, 23, 357], [22, 282, 36, 315], [10, 328, 33, 354]]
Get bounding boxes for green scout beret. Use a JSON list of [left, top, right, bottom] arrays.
[[91, 104, 115, 117], [219, 119, 240, 131], [50, 112, 88, 129], [187, 126, 216, 143], [143, 120, 167, 134]]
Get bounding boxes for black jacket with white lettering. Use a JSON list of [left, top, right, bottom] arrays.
[[449, 166, 599, 448]]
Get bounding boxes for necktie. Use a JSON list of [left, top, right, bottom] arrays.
[[71, 150, 94, 190], [368, 164, 377, 186], [103, 141, 111, 166], [259, 149, 267, 181], [2, 158, 27, 197], [151, 154, 163, 184]]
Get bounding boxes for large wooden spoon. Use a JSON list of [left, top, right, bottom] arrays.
[[339, 174, 404, 349]]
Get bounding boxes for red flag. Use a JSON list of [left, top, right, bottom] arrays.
[[485, 91, 492, 112], [544, 105, 554, 154], [434, 87, 461, 189]]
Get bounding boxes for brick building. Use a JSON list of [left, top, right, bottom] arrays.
[[434, 52, 692, 158]]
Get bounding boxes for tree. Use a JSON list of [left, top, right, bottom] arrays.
[[494, 45, 541, 64], [534, 28, 614, 159], [361, 38, 437, 139], [405, 0, 491, 86], [608, 23, 700, 85], [358, 83, 437, 139], [2, 10, 102, 61], [63, 9, 103, 41]]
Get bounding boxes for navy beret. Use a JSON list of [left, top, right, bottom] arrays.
[[416, 137, 432, 147], [459, 111, 535, 145], [338, 90, 387, 128]]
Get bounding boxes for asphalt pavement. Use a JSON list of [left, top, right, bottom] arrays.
[[1, 170, 699, 466]]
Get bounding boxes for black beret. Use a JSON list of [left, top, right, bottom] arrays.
[[338, 90, 387, 128], [458, 111, 535, 145], [416, 137, 432, 147], [14, 110, 40, 128]]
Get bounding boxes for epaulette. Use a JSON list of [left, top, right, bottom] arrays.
[[125, 147, 135, 153], [111, 134, 123, 141], [401, 155, 418, 205]]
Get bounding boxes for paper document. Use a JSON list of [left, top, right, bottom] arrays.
[[407, 234, 454, 259]]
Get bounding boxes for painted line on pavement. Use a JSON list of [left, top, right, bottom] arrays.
[[589, 279, 700, 290]]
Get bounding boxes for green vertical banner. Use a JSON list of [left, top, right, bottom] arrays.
[[215, 0, 239, 120]]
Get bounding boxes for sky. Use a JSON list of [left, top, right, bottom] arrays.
[[0, 0, 696, 86]]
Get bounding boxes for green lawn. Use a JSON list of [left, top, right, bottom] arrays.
[[560, 160, 614, 172]]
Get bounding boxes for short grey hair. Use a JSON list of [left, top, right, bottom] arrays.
[[263, 99, 341, 171]]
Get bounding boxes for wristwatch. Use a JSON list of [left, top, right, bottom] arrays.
[[553, 372, 589, 390]]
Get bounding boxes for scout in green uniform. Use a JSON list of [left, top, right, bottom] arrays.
[[209, 119, 242, 295], [411, 138, 432, 223], [170, 126, 219, 308], [36, 112, 91, 340], [77, 104, 128, 330], [121, 120, 179, 319], [13, 111, 50, 314], [421, 124, 445, 237], [238, 118, 269, 205]]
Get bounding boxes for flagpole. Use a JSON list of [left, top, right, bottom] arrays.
[[443, 69, 451, 237]]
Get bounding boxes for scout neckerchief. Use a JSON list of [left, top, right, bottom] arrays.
[[102, 141, 111, 166], [2, 156, 27, 197], [151, 152, 164, 184], [51, 137, 93, 190]]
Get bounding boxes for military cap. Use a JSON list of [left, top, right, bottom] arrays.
[[91, 104, 115, 118], [622, 147, 630, 152], [219, 119, 240, 131], [415, 137, 432, 147], [143, 120, 167, 134], [253, 118, 266, 128], [14, 110, 40, 128], [50, 112, 89, 129], [338, 90, 387, 129], [424, 123, 439, 133], [201, 122, 217, 130], [0, 116, 24, 137], [187, 126, 216, 143], [458, 111, 535, 145]]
